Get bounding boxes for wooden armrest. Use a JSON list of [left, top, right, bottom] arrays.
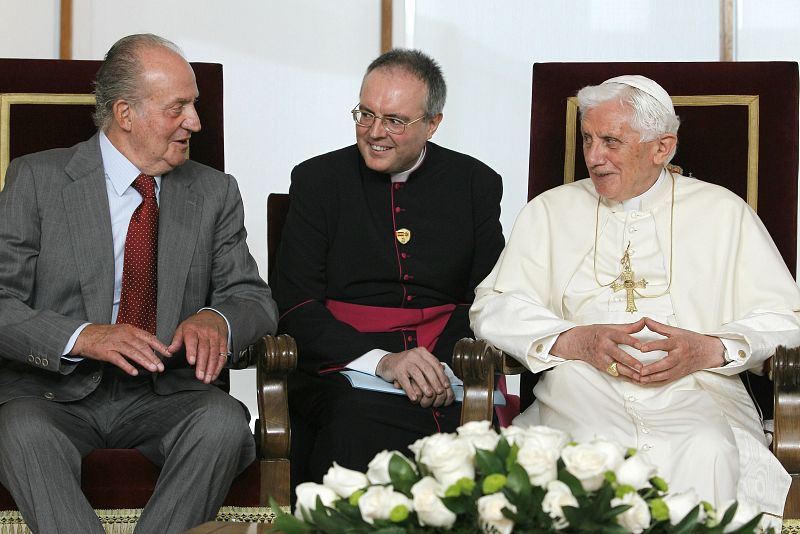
[[453, 338, 523, 424], [774, 345, 800, 471], [773, 345, 800, 519], [253, 334, 297, 506]]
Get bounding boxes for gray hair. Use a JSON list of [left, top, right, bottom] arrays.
[[577, 83, 680, 161], [363, 48, 446, 119], [93, 33, 184, 130]]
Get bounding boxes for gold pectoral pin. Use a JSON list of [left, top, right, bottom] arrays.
[[395, 228, 411, 245], [611, 243, 647, 313]]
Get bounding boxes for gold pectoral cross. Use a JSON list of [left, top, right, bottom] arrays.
[[611, 244, 647, 313]]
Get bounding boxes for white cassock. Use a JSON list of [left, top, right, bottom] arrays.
[[471, 170, 800, 521]]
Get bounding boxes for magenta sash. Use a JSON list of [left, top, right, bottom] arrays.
[[325, 300, 456, 353]]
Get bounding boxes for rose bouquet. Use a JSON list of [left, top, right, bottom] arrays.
[[271, 421, 774, 533]]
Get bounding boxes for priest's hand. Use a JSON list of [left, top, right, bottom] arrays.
[[551, 319, 646, 380], [71, 324, 171, 376], [377, 348, 455, 408], [637, 317, 725, 384], [168, 310, 229, 384]]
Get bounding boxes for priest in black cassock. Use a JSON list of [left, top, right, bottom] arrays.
[[273, 49, 504, 488]]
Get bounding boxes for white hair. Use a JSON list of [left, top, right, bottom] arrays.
[[577, 83, 680, 161]]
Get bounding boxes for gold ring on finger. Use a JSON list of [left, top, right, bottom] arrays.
[[606, 362, 619, 377]]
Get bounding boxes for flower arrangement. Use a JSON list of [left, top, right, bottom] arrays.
[[272, 421, 774, 533]]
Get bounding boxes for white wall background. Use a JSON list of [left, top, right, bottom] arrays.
[[1, 0, 799, 416]]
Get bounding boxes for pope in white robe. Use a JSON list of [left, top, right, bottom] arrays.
[[470, 75, 800, 525]]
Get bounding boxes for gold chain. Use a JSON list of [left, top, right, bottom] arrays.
[[593, 170, 675, 299]]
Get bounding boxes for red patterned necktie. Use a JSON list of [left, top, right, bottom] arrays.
[[116, 173, 158, 335]]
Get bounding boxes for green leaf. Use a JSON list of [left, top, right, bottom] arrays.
[[505, 442, 520, 472], [475, 448, 505, 475], [269, 497, 313, 534], [495, 437, 511, 462], [649, 497, 669, 522], [558, 466, 586, 497], [388, 454, 418, 495], [458, 477, 476, 495], [389, 504, 410, 522], [669, 505, 701, 534], [348, 488, 365, 506], [615, 484, 636, 498], [726, 512, 764, 534], [505, 463, 532, 496], [482, 473, 507, 494], [650, 476, 669, 492]]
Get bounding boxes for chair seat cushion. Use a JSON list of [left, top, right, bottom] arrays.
[[0, 449, 260, 511]]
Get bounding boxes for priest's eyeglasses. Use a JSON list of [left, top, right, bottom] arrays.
[[351, 107, 426, 135]]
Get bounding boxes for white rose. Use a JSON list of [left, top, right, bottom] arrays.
[[411, 476, 457, 529], [664, 490, 704, 525], [367, 450, 408, 485], [409, 435, 433, 462], [611, 491, 651, 533], [358, 485, 413, 525], [477, 492, 517, 534], [499, 425, 527, 447], [413, 433, 475, 488], [515, 442, 559, 487], [561, 439, 624, 492], [322, 462, 369, 498], [542, 480, 578, 529], [615, 453, 657, 490], [457, 420, 501, 452], [294, 482, 338, 520], [520, 425, 570, 451]]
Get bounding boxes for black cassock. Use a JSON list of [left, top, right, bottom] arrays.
[[273, 142, 504, 487]]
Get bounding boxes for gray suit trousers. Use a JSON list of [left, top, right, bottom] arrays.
[[0, 371, 255, 534]]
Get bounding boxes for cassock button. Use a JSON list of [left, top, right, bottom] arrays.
[[395, 207, 402, 213], [406, 295, 414, 301], [396, 228, 411, 245]]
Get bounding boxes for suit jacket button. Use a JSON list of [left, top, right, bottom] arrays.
[[43, 392, 55, 400], [91, 373, 101, 383], [27, 354, 35, 363], [42, 358, 49, 367], [34, 356, 42, 366]]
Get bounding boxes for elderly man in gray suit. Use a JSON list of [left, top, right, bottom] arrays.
[[0, 34, 276, 534]]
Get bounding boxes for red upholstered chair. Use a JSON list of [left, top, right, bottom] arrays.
[[453, 61, 800, 520], [0, 58, 295, 530]]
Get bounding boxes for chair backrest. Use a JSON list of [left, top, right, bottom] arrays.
[[0, 58, 225, 188], [528, 61, 798, 273], [522, 61, 799, 412]]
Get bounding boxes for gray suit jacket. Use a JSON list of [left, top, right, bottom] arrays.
[[0, 134, 277, 403]]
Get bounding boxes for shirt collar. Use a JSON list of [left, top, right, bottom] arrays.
[[621, 168, 667, 212], [99, 131, 162, 196], [390, 144, 427, 183]]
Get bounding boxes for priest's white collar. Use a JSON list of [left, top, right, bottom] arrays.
[[391, 144, 427, 183]]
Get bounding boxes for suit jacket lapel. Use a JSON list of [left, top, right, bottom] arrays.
[[63, 135, 115, 324], [156, 167, 203, 339]]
